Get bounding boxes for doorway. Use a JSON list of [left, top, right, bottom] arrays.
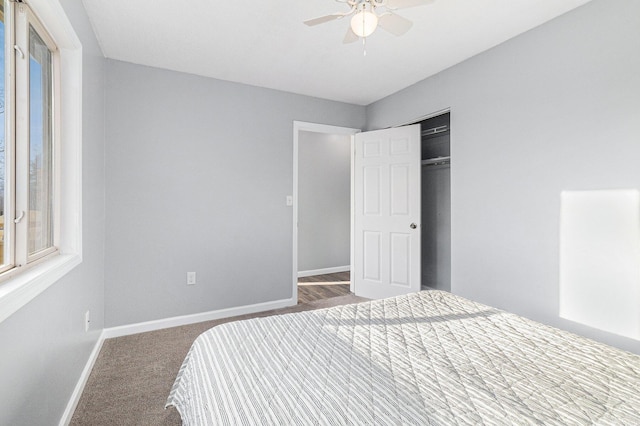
[[292, 114, 451, 303], [292, 122, 360, 304], [297, 271, 351, 304], [418, 112, 451, 292]]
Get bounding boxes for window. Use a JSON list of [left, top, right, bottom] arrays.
[[0, 0, 58, 277], [0, 0, 81, 324]]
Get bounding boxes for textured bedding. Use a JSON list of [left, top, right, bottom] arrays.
[[166, 290, 640, 425]]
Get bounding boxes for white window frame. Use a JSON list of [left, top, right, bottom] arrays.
[[14, 3, 60, 265], [0, 0, 82, 324]]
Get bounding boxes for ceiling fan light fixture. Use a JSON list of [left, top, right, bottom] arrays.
[[350, 9, 378, 38]]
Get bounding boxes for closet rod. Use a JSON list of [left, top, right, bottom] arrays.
[[421, 156, 451, 166], [421, 125, 448, 137]]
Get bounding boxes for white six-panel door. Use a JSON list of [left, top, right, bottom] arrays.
[[354, 124, 421, 299]]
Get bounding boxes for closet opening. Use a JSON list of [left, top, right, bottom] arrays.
[[417, 112, 451, 292]]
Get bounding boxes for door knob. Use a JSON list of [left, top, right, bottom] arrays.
[[410, 223, 417, 229]]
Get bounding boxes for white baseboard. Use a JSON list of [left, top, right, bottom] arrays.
[[59, 330, 106, 426], [298, 265, 350, 278], [60, 297, 296, 424], [102, 297, 296, 339]]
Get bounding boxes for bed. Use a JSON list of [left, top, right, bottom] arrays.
[[166, 290, 640, 425]]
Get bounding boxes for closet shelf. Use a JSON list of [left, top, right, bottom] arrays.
[[421, 156, 451, 166]]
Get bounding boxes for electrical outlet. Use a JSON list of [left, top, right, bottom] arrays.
[[187, 272, 196, 285], [85, 310, 90, 332]]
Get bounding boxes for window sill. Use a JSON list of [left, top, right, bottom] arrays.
[[0, 254, 82, 324]]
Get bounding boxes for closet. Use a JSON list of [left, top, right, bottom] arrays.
[[419, 112, 451, 291]]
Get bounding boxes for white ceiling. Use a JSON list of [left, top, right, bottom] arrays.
[[81, 0, 591, 106]]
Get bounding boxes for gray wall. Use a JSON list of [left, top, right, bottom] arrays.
[[104, 62, 365, 326], [298, 131, 351, 273], [2, 1, 638, 423], [367, 0, 640, 354], [0, 1, 106, 424]]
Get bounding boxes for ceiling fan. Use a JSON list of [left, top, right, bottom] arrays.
[[304, 0, 434, 43]]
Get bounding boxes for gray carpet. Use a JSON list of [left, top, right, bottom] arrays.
[[70, 294, 367, 425]]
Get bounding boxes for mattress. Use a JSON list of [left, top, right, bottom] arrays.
[[166, 290, 640, 425]]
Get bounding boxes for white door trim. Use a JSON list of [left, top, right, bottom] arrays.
[[293, 121, 360, 303]]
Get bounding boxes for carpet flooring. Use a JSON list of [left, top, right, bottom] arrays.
[[70, 289, 366, 425]]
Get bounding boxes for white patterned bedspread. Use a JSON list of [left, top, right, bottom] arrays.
[[166, 290, 640, 425]]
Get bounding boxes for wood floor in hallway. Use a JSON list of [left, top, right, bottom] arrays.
[[297, 271, 351, 304]]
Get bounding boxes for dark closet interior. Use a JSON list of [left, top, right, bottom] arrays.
[[419, 112, 451, 291]]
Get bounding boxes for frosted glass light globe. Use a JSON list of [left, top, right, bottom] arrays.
[[350, 9, 378, 38]]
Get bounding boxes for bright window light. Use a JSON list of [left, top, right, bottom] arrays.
[[560, 189, 640, 340]]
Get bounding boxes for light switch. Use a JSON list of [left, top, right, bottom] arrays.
[[286, 195, 293, 206]]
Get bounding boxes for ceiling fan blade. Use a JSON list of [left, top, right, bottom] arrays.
[[343, 27, 359, 44], [304, 13, 345, 26], [378, 12, 413, 36], [385, 0, 434, 9]]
